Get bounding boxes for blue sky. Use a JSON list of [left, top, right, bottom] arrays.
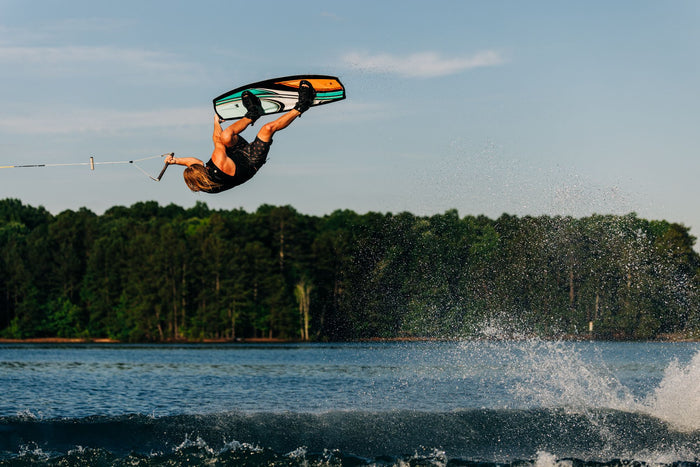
[[1, 1, 699, 245]]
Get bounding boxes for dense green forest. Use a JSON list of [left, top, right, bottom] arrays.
[[1, 198, 699, 342]]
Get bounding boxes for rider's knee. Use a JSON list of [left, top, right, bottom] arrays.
[[258, 121, 277, 139], [261, 121, 278, 134]]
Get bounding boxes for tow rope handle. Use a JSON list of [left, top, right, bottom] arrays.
[[150, 153, 173, 182]]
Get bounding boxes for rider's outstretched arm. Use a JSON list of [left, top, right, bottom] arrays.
[[166, 155, 204, 167]]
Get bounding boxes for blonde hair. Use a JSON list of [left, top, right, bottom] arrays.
[[183, 165, 221, 192]]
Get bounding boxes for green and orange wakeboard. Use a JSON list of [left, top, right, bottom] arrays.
[[213, 75, 346, 121]]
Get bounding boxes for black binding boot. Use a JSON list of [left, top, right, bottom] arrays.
[[242, 90, 265, 124], [293, 80, 316, 115]]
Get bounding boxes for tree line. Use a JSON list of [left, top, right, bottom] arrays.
[[1, 198, 699, 342]]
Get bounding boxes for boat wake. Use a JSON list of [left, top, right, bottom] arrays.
[[1, 406, 698, 466]]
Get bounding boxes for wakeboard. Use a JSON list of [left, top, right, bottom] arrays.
[[213, 75, 346, 121]]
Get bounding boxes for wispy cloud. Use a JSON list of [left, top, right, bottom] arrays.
[[0, 44, 202, 81], [0, 17, 132, 43], [0, 106, 210, 135], [342, 50, 506, 78]]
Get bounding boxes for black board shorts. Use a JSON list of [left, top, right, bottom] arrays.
[[232, 136, 271, 169]]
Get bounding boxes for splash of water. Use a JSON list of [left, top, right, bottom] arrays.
[[505, 340, 638, 412], [498, 337, 700, 434], [534, 450, 573, 467], [17, 442, 50, 461], [644, 350, 700, 432]]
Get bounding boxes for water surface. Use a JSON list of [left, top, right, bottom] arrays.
[[1, 341, 698, 465]]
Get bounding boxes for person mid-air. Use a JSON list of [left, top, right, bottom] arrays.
[[166, 80, 316, 193]]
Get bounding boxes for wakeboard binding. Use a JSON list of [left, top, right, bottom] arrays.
[[242, 90, 265, 124], [294, 80, 317, 115]]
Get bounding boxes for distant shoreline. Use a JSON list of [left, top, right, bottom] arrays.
[[0, 334, 697, 344], [0, 337, 284, 344]]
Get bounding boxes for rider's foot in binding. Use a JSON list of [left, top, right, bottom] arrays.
[[294, 80, 316, 115], [242, 90, 265, 124]]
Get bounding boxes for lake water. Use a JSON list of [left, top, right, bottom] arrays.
[[1, 340, 698, 466]]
